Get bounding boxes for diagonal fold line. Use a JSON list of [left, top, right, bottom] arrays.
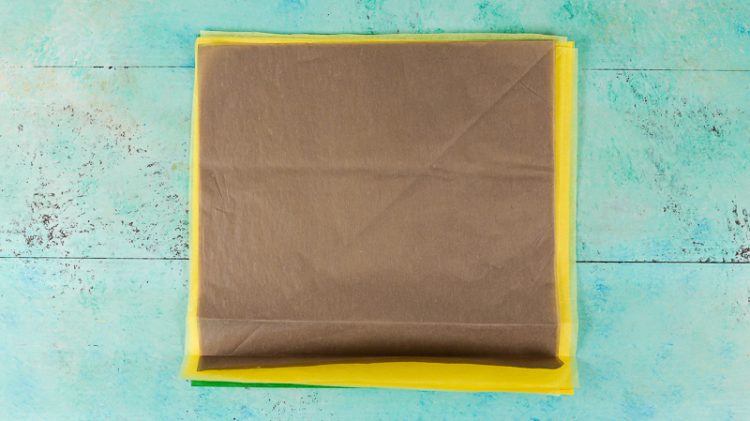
[[426, 47, 553, 170], [341, 48, 554, 248], [517, 79, 550, 107], [225, 324, 265, 355]]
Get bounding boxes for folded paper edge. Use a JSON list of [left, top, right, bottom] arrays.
[[182, 33, 577, 394], [181, 38, 202, 381], [197, 31, 568, 44]]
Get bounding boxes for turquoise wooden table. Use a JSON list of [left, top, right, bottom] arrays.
[[2, 1, 749, 419]]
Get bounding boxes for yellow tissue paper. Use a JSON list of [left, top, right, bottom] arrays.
[[183, 32, 577, 393]]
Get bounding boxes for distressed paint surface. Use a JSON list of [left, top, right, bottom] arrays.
[[0, 68, 191, 258], [2, 1, 750, 69], [1, 0, 749, 419], [578, 70, 750, 262]]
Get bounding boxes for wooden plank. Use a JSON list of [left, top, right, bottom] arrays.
[[2, 68, 749, 261], [1, 260, 747, 418], [0, 68, 191, 258], [2, 1, 750, 69], [578, 70, 750, 262]]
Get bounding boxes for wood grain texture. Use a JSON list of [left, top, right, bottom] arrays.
[[0, 68, 191, 258], [579, 70, 750, 262], [1, 261, 748, 419], [2, 0, 750, 69], [2, 0, 749, 419]]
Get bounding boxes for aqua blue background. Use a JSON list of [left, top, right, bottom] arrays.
[[1, 1, 749, 419]]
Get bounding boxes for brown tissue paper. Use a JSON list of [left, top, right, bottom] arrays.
[[196, 40, 559, 369]]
